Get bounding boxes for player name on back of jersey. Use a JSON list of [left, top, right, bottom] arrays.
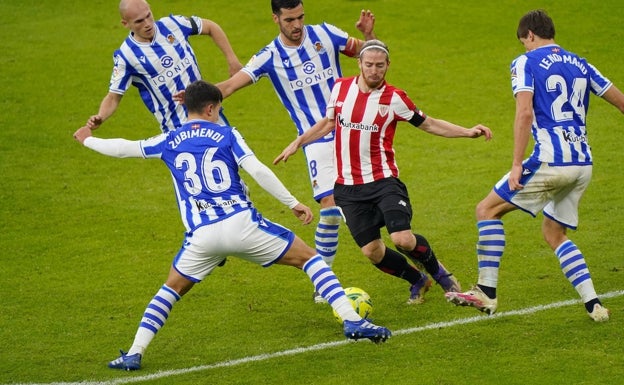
[[169, 126, 225, 149], [538, 52, 587, 74]]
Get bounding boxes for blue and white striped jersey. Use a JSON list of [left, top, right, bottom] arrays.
[[140, 120, 254, 232], [511, 44, 612, 165], [109, 15, 203, 133], [242, 23, 349, 141]]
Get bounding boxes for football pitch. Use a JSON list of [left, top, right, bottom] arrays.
[[1, 1, 623, 384]]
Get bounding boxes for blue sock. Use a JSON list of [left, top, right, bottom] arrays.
[[315, 207, 341, 267], [476, 220, 505, 298]]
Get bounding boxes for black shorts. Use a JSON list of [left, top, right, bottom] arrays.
[[334, 178, 413, 248]]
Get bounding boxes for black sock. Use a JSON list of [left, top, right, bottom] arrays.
[[477, 284, 496, 299], [584, 298, 601, 313], [374, 247, 423, 284], [398, 234, 440, 276]]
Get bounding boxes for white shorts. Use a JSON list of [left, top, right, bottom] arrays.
[[493, 161, 592, 229], [302, 140, 336, 202], [172, 208, 295, 282]]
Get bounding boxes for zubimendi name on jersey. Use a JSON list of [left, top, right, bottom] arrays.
[[169, 127, 225, 149]]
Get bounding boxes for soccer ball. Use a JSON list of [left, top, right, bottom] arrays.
[[333, 287, 373, 323]]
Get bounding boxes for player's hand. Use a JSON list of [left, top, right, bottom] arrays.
[[273, 140, 299, 165], [291, 203, 314, 225], [73, 126, 93, 144], [86, 115, 103, 130], [468, 124, 493, 140], [356, 10, 375, 38], [508, 164, 524, 191], [228, 61, 243, 77], [173, 90, 186, 105]]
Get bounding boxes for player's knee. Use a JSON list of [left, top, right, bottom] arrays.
[[361, 240, 384, 263], [389, 231, 414, 251], [319, 206, 343, 225]]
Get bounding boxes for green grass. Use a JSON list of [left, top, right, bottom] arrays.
[[1, 0, 623, 384]]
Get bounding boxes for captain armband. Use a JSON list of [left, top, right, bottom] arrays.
[[409, 109, 427, 127]]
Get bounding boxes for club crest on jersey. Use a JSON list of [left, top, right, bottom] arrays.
[[112, 66, 122, 81], [167, 34, 176, 44], [378, 104, 389, 117], [246, 54, 258, 67], [314, 41, 326, 54]]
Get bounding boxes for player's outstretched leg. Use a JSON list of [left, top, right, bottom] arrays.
[[303, 256, 392, 342], [313, 207, 342, 303], [398, 234, 461, 293], [108, 284, 181, 370]]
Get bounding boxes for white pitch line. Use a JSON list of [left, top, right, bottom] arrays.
[[11, 290, 623, 385]]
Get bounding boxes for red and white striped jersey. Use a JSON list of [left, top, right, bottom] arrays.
[[326, 76, 426, 185]]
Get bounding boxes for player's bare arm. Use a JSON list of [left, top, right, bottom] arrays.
[[291, 203, 314, 225], [508, 91, 534, 190], [173, 71, 252, 105], [601, 84, 624, 114], [355, 9, 376, 40], [73, 126, 93, 144], [273, 117, 334, 164], [200, 18, 243, 76], [87, 92, 123, 130], [216, 71, 254, 99], [418, 116, 492, 140], [343, 10, 376, 57]]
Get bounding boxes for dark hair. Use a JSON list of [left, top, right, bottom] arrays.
[[184, 80, 223, 114], [271, 0, 302, 15], [517, 9, 555, 39]]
